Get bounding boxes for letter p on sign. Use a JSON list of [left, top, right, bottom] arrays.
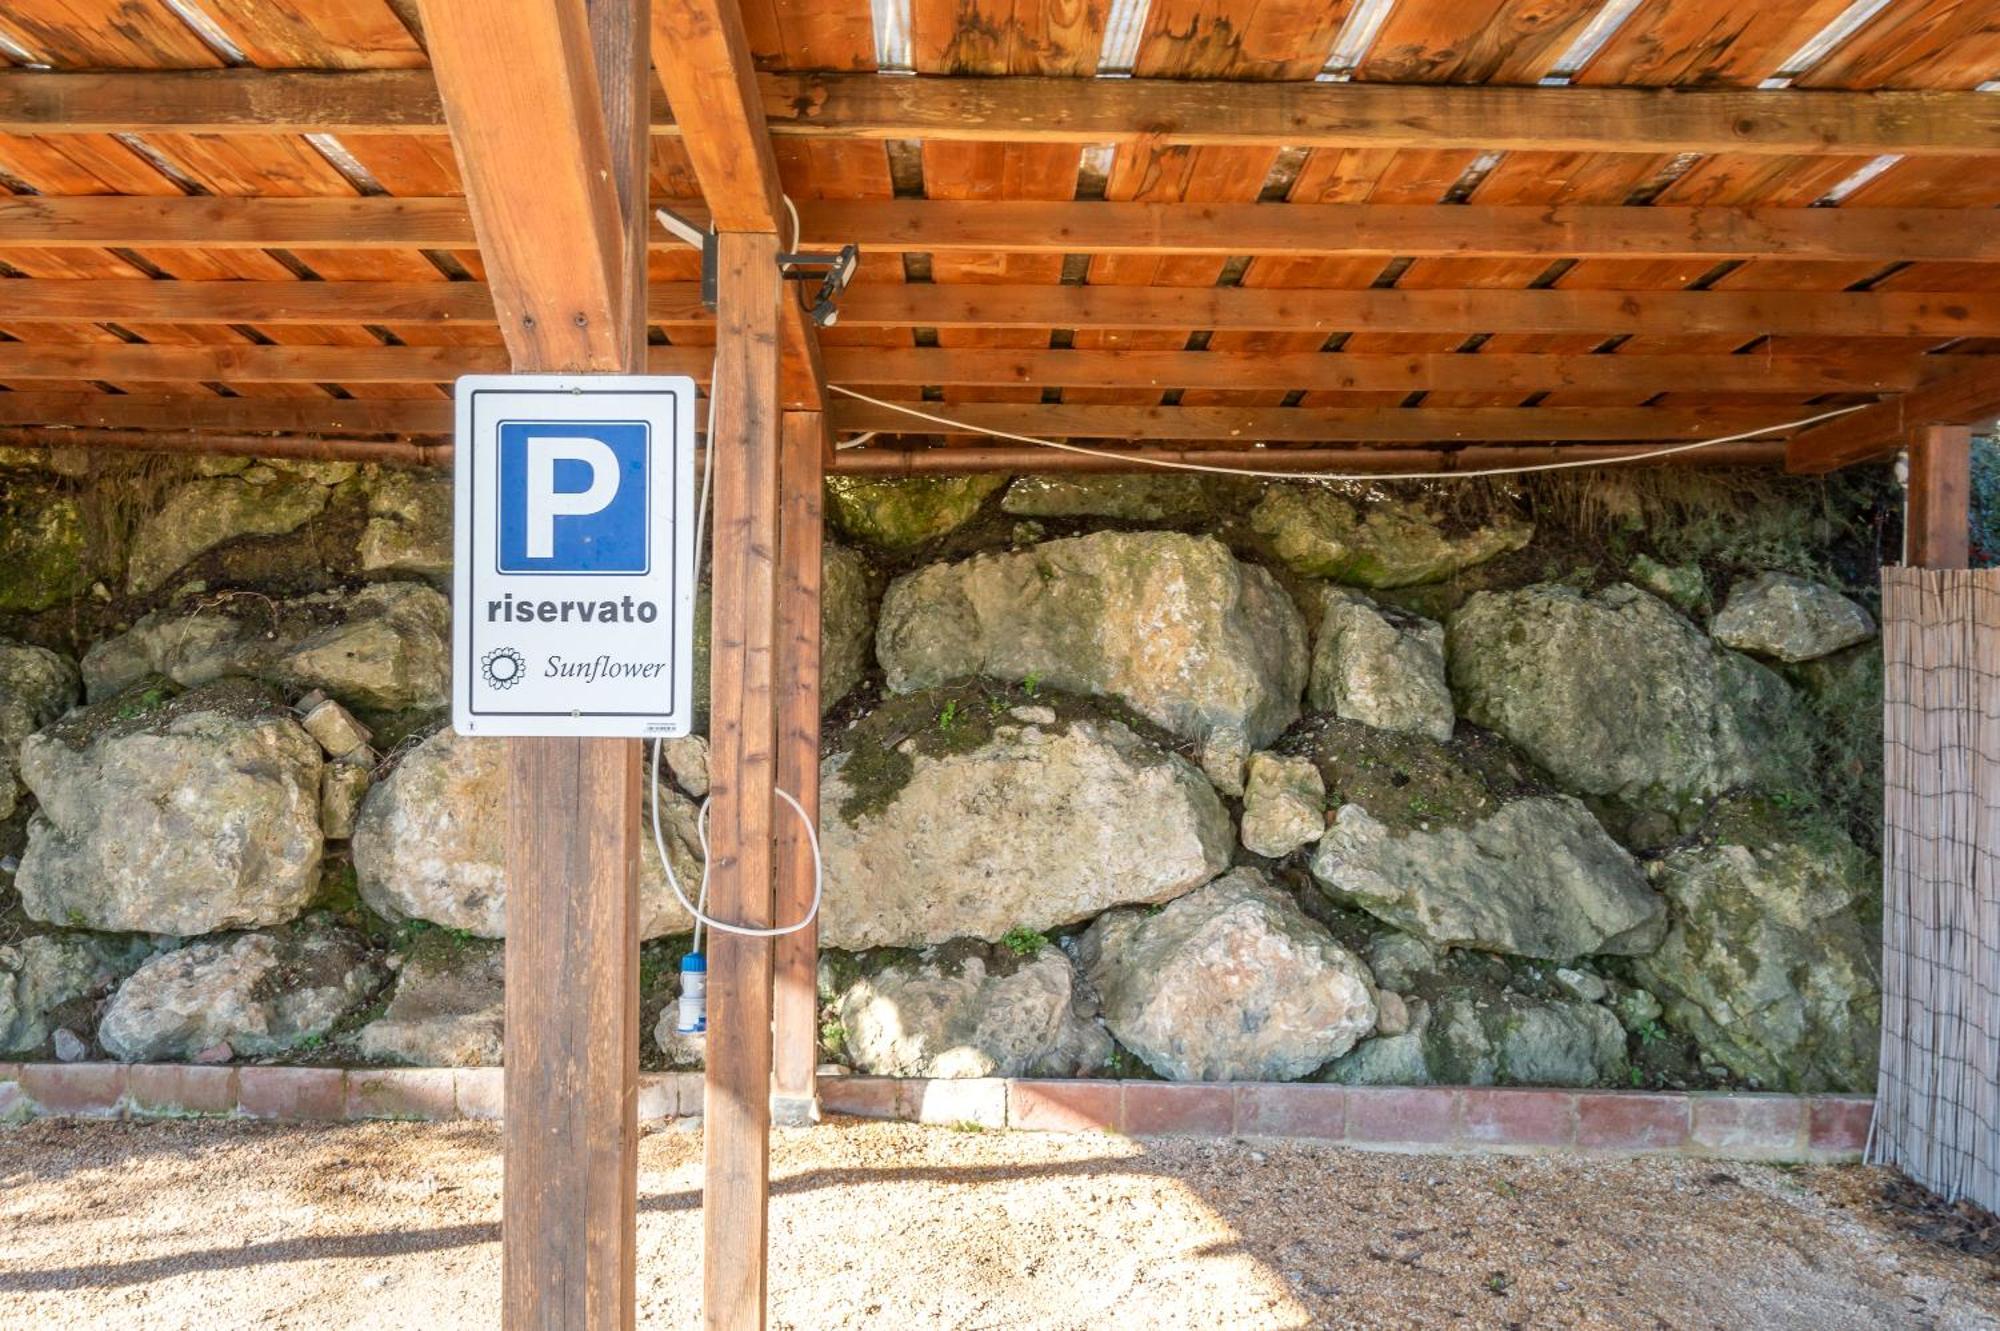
[[497, 420, 651, 574]]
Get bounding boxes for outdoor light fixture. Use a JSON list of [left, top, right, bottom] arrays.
[[654, 204, 860, 327]]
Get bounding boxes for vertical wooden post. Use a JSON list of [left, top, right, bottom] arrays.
[[703, 229, 784, 1331], [421, 1, 647, 1326], [772, 410, 825, 1122], [1907, 423, 1972, 569]]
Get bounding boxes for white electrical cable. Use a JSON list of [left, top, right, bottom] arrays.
[[650, 737, 824, 939], [824, 383, 1867, 482]]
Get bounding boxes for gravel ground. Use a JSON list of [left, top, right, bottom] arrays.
[[2, 1117, 1997, 1330]]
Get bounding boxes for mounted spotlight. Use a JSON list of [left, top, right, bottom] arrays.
[[778, 243, 860, 327]]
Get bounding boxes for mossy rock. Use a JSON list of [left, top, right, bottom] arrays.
[[0, 476, 92, 612], [825, 475, 1006, 553]]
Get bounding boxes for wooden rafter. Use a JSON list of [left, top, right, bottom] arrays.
[[9, 281, 1999, 339], [650, 0, 823, 410], [6, 68, 1999, 157], [0, 391, 1826, 444], [7, 197, 1997, 265], [1787, 360, 2000, 473], [0, 342, 1954, 394]]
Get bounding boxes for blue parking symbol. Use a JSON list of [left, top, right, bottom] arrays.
[[497, 420, 650, 574]]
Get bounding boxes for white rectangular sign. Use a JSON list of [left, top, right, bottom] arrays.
[[452, 374, 696, 737]]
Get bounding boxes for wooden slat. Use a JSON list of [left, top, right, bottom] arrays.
[[824, 399, 1811, 442], [13, 280, 2000, 339], [12, 196, 1998, 265], [792, 200, 2000, 264], [419, 2, 647, 1330], [0, 391, 453, 431], [1906, 423, 1972, 568], [702, 229, 784, 1331], [8, 68, 2000, 157], [771, 409, 824, 1121], [1788, 360, 2000, 472], [0, 341, 1948, 393]]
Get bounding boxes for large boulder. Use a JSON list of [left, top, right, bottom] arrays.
[[1635, 820, 1880, 1091], [126, 468, 329, 594], [876, 530, 1307, 747], [98, 921, 381, 1062], [0, 473, 91, 611], [1308, 589, 1453, 741], [357, 471, 452, 579], [358, 941, 504, 1067], [820, 541, 873, 713], [15, 679, 323, 935], [825, 474, 1004, 552], [1324, 990, 1627, 1088], [1448, 583, 1793, 805], [1080, 868, 1377, 1082], [0, 933, 151, 1056], [1310, 796, 1666, 961], [1249, 485, 1531, 588], [1000, 474, 1252, 524], [0, 642, 80, 820], [819, 702, 1233, 949], [1711, 572, 1876, 663], [831, 940, 1111, 1078], [83, 581, 450, 713], [351, 727, 699, 939]]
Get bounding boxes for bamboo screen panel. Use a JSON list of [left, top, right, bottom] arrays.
[[1874, 567, 2000, 1209]]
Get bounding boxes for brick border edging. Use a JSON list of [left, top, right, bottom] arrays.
[[0, 1063, 703, 1126], [0, 1064, 1873, 1163], [818, 1077, 1875, 1163]]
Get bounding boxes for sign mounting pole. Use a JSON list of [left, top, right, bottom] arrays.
[[422, 0, 652, 1326]]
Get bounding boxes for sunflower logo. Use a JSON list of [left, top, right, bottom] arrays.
[[482, 646, 527, 690]]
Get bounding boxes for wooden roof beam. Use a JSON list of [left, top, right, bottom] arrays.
[[8, 197, 1999, 265], [7, 281, 2000, 339], [650, 0, 822, 409], [1786, 360, 2000, 473], [0, 341, 1961, 396], [6, 69, 1999, 157], [0, 392, 1814, 444]]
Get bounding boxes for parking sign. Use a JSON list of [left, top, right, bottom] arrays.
[[452, 375, 697, 737]]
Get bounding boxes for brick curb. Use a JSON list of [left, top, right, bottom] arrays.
[[0, 1063, 704, 1126], [0, 1064, 1873, 1162], [819, 1077, 1874, 1163]]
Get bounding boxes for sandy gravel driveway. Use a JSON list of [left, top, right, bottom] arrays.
[[2, 1117, 1995, 1329]]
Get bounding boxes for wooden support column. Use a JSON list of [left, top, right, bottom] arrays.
[[771, 411, 825, 1120], [1907, 424, 1973, 569], [421, 0, 648, 1328], [702, 229, 784, 1331]]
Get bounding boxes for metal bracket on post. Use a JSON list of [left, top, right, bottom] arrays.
[[655, 204, 858, 327]]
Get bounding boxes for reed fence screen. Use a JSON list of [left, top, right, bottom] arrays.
[[1874, 566, 2000, 1209]]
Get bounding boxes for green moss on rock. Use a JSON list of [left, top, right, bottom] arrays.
[[825, 475, 1005, 552]]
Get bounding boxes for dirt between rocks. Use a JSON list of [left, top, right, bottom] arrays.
[[1, 1117, 1996, 1330]]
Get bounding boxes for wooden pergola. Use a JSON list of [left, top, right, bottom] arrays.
[[2, 1, 1996, 1327]]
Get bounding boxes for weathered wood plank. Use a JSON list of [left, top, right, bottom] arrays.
[[1906, 423, 1973, 567], [10, 280, 1999, 339], [0, 340, 1952, 395], [703, 230, 784, 1331], [771, 410, 824, 1124], [7, 68, 2000, 157], [10, 196, 1996, 265], [1788, 359, 2000, 472]]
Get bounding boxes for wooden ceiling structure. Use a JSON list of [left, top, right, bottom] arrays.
[[0, 0, 1997, 475]]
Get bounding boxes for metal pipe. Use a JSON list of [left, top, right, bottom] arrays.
[[826, 441, 1790, 474]]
